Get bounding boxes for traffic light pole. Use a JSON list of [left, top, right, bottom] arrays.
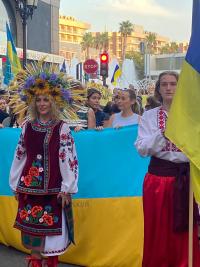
[[100, 52, 109, 87], [102, 76, 106, 86]]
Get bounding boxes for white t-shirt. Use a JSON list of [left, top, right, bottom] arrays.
[[112, 112, 139, 128]]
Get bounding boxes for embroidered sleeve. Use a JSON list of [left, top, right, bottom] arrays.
[[9, 123, 27, 191], [59, 123, 78, 194], [135, 110, 166, 157]]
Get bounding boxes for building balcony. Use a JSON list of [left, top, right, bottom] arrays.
[[59, 30, 84, 36]]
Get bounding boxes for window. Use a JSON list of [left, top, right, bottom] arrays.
[[155, 56, 184, 70]]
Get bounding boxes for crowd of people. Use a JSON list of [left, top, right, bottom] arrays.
[[1, 67, 199, 267], [0, 81, 160, 130]]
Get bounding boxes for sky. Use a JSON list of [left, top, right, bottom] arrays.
[[60, 0, 192, 42]]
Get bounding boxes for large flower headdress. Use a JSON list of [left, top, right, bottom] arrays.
[[8, 61, 86, 121]]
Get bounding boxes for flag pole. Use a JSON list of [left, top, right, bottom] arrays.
[[188, 172, 193, 267]]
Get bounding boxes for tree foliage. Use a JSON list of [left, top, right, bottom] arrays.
[[81, 32, 94, 59], [145, 32, 157, 54], [119, 20, 133, 61], [93, 32, 109, 52], [160, 42, 180, 54]]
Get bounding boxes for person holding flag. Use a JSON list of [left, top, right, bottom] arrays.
[[135, 71, 200, 267]]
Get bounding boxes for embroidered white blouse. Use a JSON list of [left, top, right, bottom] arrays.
[[135, 106, 188, 163], [9, 122, 78, 194]]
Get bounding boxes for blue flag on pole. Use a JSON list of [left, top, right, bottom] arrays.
[[166, 0, 200, 203]]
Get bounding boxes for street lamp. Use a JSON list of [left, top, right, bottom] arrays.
[[15, 0, 38, 69]]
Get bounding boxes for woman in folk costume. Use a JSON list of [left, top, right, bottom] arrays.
[[9, 63, 84, 267], [135, 71, 200, 267]]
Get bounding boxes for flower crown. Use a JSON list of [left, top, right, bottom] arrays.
[[8, 61, 86, 121], [21, 71, 72, 106]]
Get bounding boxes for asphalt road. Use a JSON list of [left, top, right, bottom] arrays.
[[0, 244, 82, 267]]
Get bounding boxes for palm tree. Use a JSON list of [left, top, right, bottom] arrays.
[[160, 44, 171, 54], [159, 42, 179, 54], [93, 33, 102, 51], [93, 32, 109, 53], [145, 32, 157, 54], [100, 32, 109, 51], [170, 42, 179, 53], [81, 32, 94, 59], [119, 20, 133, 61]]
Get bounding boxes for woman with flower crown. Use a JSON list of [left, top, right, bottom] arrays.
[[9, 65, 80, 267]]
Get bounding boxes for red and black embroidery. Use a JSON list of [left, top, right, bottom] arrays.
[[16, 133, 26, 160], [18, 204, 59, 227], [69, 156, 78, 179], [157, 107, 181, 152], [59, 130, 78, 179], [20, 154, 43, 187], [60, 132, 74, 153], [17, 121, 62, 195]]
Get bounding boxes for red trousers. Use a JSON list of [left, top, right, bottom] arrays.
[[142, 173, 200, 267]]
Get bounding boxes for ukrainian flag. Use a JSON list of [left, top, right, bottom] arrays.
[[4, 22, 21, 85], [111, 64, 122, 86], [165, 0, 200, 204], [0, 126, 149, 267]]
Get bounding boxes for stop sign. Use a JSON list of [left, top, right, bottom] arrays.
[[83, 59, 98, 74]]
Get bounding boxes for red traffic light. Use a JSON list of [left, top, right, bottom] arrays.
[[100, 52, 109, 78], [100, 53, 109, 63]]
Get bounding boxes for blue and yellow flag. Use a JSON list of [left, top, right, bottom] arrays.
[[4, 22, 21, 85], [111, 64, 122, 86], [166, 0, 200, 204], [0, 126, 149, 267]]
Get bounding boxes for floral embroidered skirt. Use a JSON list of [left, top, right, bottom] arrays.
[[14, 193, 74, 254]]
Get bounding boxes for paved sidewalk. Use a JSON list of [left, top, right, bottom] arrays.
[[0, 244, 81, 267]]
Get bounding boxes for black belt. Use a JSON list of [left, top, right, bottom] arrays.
[[148, 156, 198, 232]]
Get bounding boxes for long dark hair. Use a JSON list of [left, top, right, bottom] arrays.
[[145, 96, 161, 110], [154, 71, 179, 102]]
